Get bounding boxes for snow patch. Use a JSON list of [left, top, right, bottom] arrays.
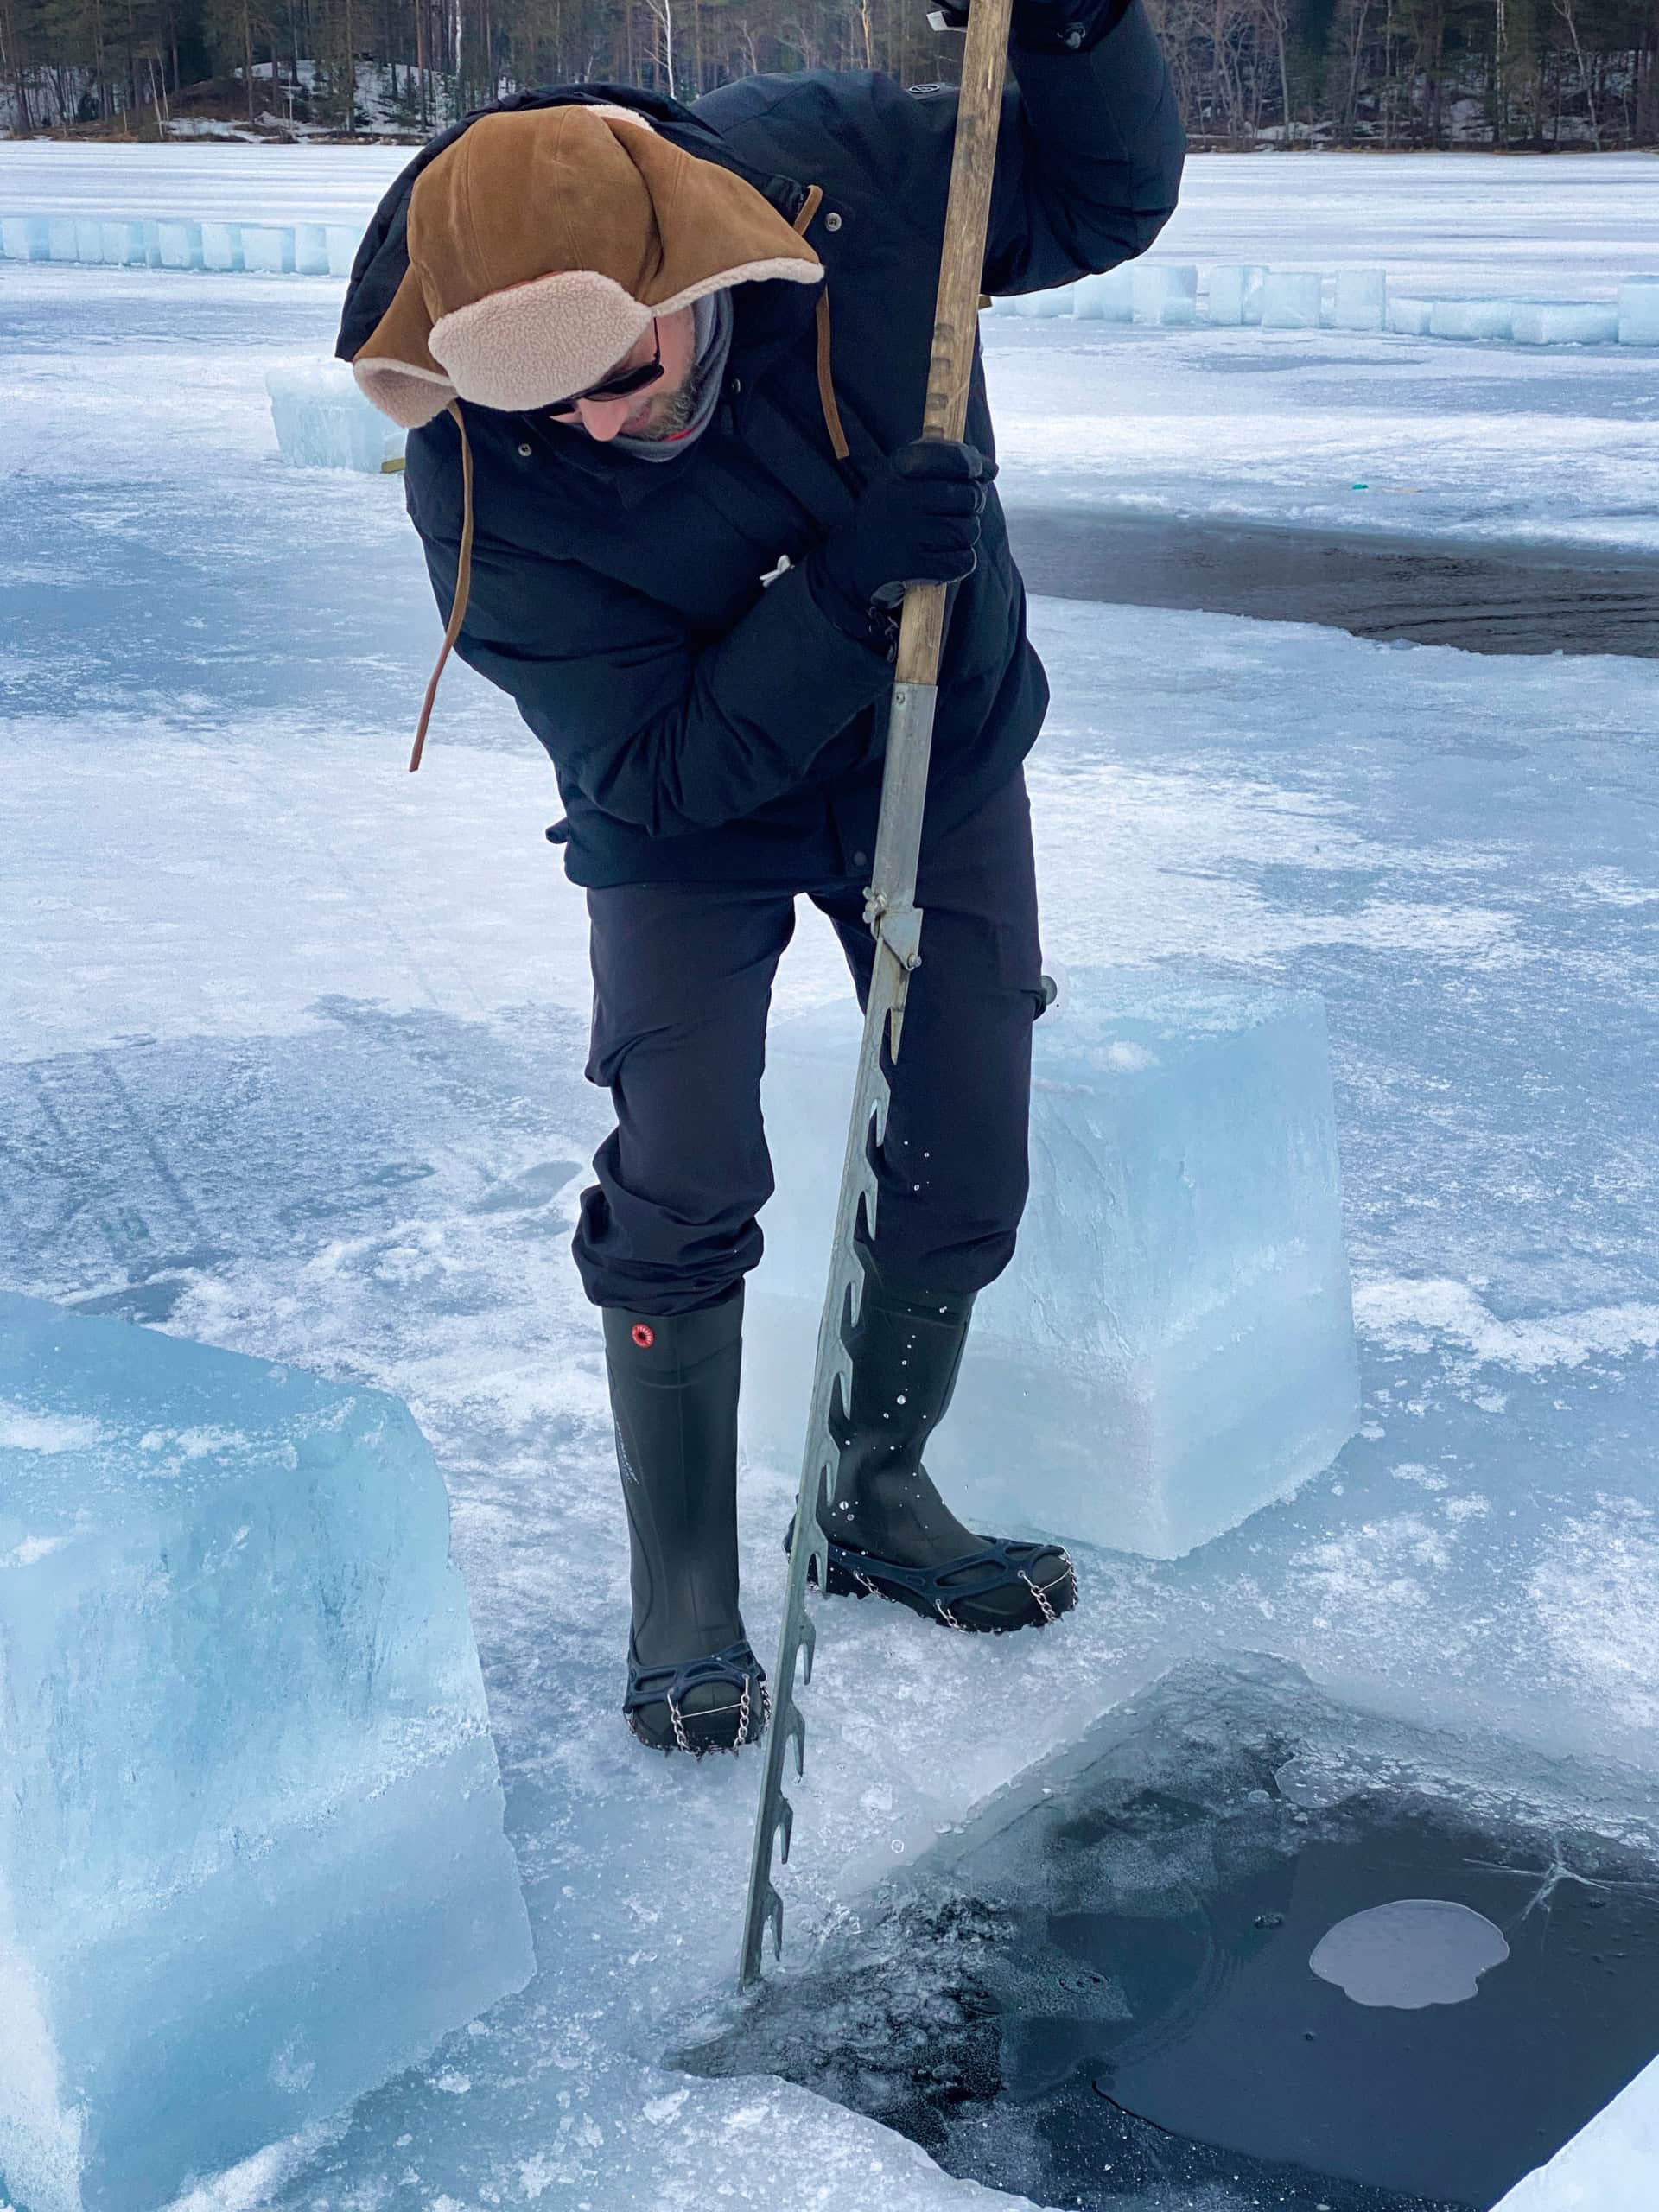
[[1355, 1280, 1659, 1372], [0, 1405, 110, 1453], [1530, 1501, 1659, 1730]]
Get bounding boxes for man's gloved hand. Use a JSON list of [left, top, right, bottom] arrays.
[[810, 439, 995, 641], [927, 0, 1130, 54]]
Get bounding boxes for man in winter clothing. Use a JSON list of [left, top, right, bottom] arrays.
[[340, 0, 1184, 1757]]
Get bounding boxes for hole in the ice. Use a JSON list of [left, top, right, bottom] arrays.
[[1310, 1899, 1510, 2011], [682, 1659, 1659, 2212]]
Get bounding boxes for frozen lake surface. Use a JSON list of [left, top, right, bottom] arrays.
[[3, 146, 1657, 2212]]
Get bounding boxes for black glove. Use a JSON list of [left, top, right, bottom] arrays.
[[929, 0, 1130, 54], [810, 439, 995, 643]]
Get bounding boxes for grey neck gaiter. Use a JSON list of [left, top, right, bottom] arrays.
[[610, 290, 734, 463]]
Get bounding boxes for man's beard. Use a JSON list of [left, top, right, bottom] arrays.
[[628, 365, 702, 442]]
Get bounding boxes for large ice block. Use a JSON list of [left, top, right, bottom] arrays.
[[1011, 286, 1071, 319], [1132, 261, 1198, 326], [1205, 264, 1266, 325], [743, 970, 1360, 1560], [327, 225, 361, 278], [200, 220, 245, 272], [1496, 2051, 1659, 2211], [1071, 266, 1135, 321], [0, 1294, 535, 2212], [1387, 295, 1433, 335], [1261, 270, 1323, 329], [1510, 299, 1618, 346], [1618, 276, 1659, 346], [1429, 296, 1515, 340], [0, 215, 48, 263], [294, 221, 331, 276], [1331, 267, 1387, 330], [267, 361, 406, 474], [240, 223, 296, 275]]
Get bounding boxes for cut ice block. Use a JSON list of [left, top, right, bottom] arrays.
[[0, 1292, 535, 2212], [1618, 277, 1659, 346], [1496, 2050, 1659, 2210], [1510, 299, 1618, 346], [155, 219, 203, 271], [1261, 270, 1323, 329], [327, 224, 360, 277], [295, 220, 331, 276], [1011, 287, 1071, 318], [1332, 267, 1386, 330], [266, 361, 407, 473], [99, 219, 146, 268], [1071, 265, 1135, 321], [1387, 295, 1433, 335], [1132, 261, 1198, 326], [1205, 264, 1266, 325], [1, 215, 48, 262], [241, 222, 296, 274], [47, 217, 80, 264], [200, 219, 245, 272], [1429, 296, 1514, 340], [743, 969, 1360, 1560], [141, 219, 163, 268], [73, 219, 105, 264]]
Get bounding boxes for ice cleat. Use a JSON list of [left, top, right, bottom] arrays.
[[604, 1293, 768, 1756], [804, 1256, 1079, 1634], [624, 1639, 770, 1756]]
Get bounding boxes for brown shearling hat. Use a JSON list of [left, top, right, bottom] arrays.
[[353, 104, 823, 427]]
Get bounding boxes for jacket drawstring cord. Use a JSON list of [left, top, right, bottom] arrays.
[[409, 399, 474, 773]]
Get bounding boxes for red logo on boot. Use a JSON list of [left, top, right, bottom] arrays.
[[631, 1323, 655, 1351]]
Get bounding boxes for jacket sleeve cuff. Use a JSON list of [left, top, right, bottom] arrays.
[[802, 550, 903, 664]]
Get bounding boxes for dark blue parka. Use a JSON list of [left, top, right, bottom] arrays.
[[337, 8, 1183, 888]]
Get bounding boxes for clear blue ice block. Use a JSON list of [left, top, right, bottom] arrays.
[[0, 1295, 534, 2212], [743, 969, 1360, 1560]]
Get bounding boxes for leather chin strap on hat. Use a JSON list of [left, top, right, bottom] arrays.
[[406, 184, 849, 775], [409, 399, 474, 773]]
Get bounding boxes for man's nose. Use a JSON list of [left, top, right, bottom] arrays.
[[577, 397, 632, 442]]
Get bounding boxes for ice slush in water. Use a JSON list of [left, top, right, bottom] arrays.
[[0, 1294, 535, 2212]]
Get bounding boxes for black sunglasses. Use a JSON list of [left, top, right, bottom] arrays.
[[547, 321, 664, 417]]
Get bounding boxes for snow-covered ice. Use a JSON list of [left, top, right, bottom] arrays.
[[0, 1293, 535, 2212], [746, 973, 1360, 1558], [3, 144, 1659, 2210]]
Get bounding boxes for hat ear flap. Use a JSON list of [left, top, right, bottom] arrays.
[[353, 262, 457, 428]]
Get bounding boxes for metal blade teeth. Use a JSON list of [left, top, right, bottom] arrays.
[[764, 1885, 785, 1963], [796, 1610, 817, 1686], [773, 1795, 795, 1866], [785, 1701, 807, 1780]]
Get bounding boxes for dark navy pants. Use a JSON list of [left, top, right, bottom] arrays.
[[575, 772, 1044, 1317]]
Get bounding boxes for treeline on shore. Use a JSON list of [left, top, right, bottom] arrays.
[[3, 0, 1654, 148]]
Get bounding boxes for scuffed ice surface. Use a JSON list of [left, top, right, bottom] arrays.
[[3, 154, 1658, 2209]]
